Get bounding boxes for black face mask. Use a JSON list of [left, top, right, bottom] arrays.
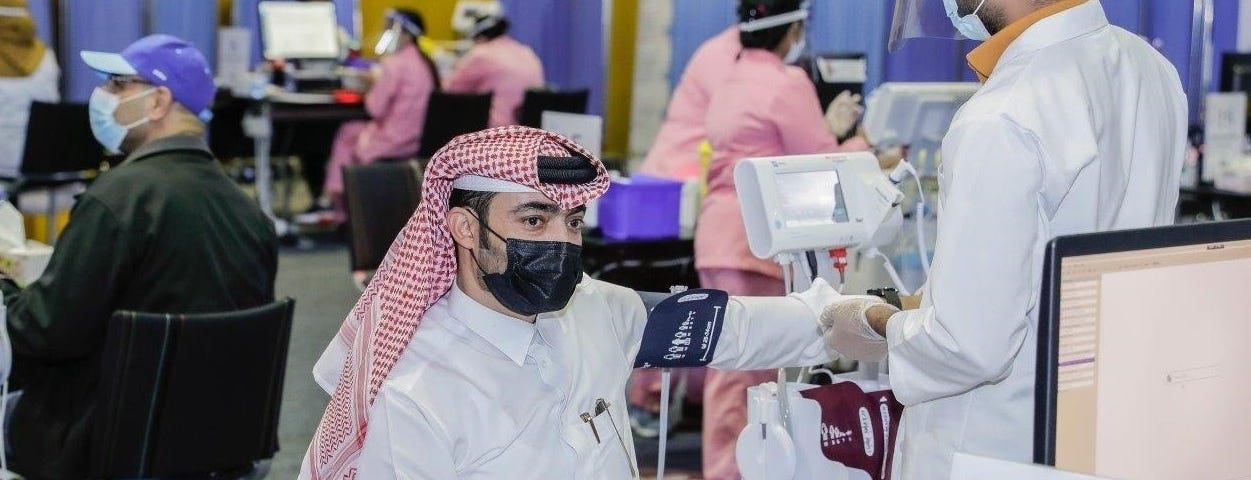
[[470, 215, 584, 316]]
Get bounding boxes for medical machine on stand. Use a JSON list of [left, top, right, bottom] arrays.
[[840, 82, 980, 294], [733, 152, 915, 480]]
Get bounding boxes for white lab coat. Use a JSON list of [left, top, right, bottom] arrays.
[[884, 2, 1186, 479], [0, 51, 60, 178], [311, 277, 842, 479]]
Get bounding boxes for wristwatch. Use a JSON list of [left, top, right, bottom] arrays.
[[866, 287, 902, 310]]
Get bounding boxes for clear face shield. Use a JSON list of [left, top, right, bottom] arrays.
[[373, 11, 422, 56], [888, 0, 976, 51]]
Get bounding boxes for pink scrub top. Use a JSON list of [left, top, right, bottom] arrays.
[[357, 44, 436, 161], [444, 36, 545, 128], [696, 48, 869, 279], [637, 27, 741, 180]]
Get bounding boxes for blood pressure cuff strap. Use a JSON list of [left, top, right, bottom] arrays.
[[634, 289, 729, 368]]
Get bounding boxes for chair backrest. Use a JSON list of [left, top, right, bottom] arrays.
[[344, 160, 423, 272], [418, 91, 492, 158], [21, 101, 105, 175], [518, 88, 590, 128], [92, 299, 296, 479], [207, 92, 254, 160]]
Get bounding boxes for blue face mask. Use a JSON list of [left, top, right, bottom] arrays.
[[942, 0, 990, 41], [89, 87, 155, 155]]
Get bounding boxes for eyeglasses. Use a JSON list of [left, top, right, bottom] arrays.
[[104, 75, 151, 91]]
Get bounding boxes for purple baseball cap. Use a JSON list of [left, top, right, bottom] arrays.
[[80, 34, 215, 118]]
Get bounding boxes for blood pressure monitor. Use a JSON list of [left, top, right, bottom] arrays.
[[735, 152, 904, 259]]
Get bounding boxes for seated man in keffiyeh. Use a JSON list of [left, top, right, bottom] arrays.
[[300, 126, 885, 479]]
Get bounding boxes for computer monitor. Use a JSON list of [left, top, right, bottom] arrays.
[[1035, 219, 1251, 480], [804, 52, 867, 109], [258, 1, 340, 61], [1220, 52, 1251, 135]]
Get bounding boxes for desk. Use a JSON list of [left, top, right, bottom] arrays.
[[581, 230, 699, 291], [239, 94, 368, 232], [1179, 185, 1251, 219]]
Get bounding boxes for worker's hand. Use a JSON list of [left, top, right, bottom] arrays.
[[876, 146, 905, 171], [825, 90, 863, 139], [819, 297, 899, 362]]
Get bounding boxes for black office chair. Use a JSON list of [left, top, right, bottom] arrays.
[[417, 92, 492, 159], [344, 161, 423, 289], [3, 102, 107, 241], [91, 298, 296, 479], [517, 88, 590, 128]]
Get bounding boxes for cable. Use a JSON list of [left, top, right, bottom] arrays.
[[867, 248, 912, 296], [777, 254, 793, 295], [899, 160, 932, 278], [776, 368, 793, 434]]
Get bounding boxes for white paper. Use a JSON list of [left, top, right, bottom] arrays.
[[217, 27, 252, 84], [0, 202, 22, 250], [542, 112, 603, 159], [0, 201, 52, 287], [1204, 92, 1249, 183]]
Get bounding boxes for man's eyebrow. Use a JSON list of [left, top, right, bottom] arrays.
[[570, 205, 587, 215], [510, 201, 561, 215]]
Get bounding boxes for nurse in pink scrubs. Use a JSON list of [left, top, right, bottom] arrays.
[[635, 27, 741, 180], [313, 9, 440, 223], [444, 14, 545, 128], [696, 1, 868, 478]]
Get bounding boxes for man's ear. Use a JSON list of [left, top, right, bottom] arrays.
[[148, 87, 175, 122], [447, 207, 478, 250]]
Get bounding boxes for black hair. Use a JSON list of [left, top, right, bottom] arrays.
[[474, 17, 510, 41], [392, 8, 443, 88], [449, 189, 497, 249], [737, 0, 802, 51]]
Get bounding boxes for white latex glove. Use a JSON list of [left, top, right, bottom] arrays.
[[819, 297, 899, 362], [824, 90, 863, 139]]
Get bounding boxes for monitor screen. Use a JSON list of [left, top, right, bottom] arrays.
[[1036, 220, 1251, 480], [773, 170, 849, 228], [259, 1, 340, 60]]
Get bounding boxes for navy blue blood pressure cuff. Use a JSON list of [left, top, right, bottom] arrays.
[[634, 289, 730, 368]]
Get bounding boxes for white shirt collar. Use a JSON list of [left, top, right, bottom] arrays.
[[448, 282, 537, 367]]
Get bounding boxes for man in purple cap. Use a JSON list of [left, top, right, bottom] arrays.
[[1, 34, 278, 479]]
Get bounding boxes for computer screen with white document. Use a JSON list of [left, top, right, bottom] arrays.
[[258, 1, 340, 60], [1035, 219, 1251, 480]]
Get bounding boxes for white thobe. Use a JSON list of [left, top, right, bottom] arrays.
[[350, 277, 840, 479]]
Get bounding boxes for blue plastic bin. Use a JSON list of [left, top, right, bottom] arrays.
[[598, 174, 683, 239]]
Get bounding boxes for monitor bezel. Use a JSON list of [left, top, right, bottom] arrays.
[[1034, 218, 1251, 465]]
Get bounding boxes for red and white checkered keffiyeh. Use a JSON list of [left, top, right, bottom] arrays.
[[302, 126, 609, 479]]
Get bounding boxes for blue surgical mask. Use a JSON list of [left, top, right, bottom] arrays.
[[943, 0, 990, 41], [783, 36, 806, 65], [89, 87, 155, 155]]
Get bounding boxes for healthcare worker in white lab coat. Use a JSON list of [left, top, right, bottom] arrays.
[[821, 0, 1187, 478]]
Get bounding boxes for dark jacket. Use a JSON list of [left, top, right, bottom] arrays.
[[3, 135, 277, 479]]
